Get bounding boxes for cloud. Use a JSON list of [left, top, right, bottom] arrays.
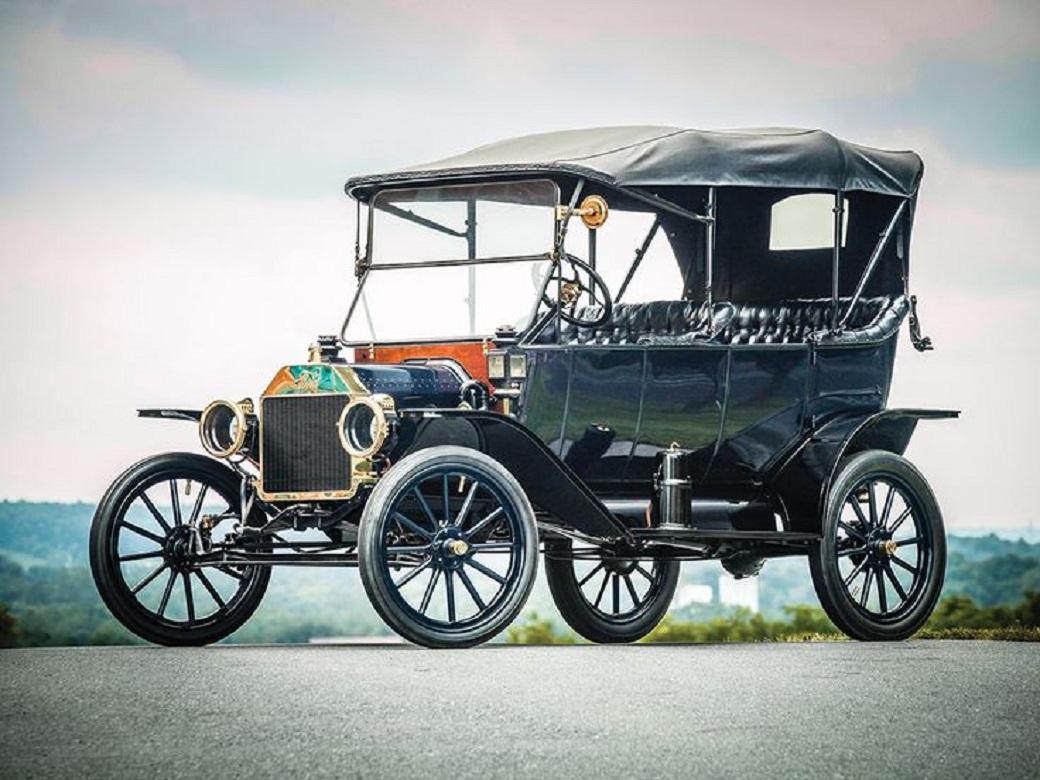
[[1, 150, 1037, 528], [0, 0, 1038, 530], [3, 1, 1038, 200], [891, 286, 1040, 528], [35, 0, 1038, 77], [906, 139, 1040, 290], [0, 183, 357, 501]]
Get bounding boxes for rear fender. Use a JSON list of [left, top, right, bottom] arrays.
[[771, 408, 958, 533], [396, 409, 629, 542]]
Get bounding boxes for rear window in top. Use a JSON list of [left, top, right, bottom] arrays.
[[769, 194, 848, 251]]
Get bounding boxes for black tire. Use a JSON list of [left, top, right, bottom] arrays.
[[358, 446, 538, 648], [809, 450, 946, 641], [545, 540, 680, 643], [90, 452, 270, 646]]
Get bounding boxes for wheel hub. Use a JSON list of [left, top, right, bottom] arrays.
[[163, 526, 195, 572], [431, 527, 469, 571], [865, 527, 895, 560], [446, 539, 470, 556], [604, 557, 638, 575]]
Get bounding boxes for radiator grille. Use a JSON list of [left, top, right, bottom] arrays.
[[260, 394, 351, 495]]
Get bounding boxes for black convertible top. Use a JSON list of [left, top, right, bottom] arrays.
[[345, 126, 923, 201]]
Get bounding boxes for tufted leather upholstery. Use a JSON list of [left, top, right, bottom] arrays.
[[721, 296, 907, 345], [535, 296, 907, 346], [536, 300, 711, 345], [810, 295, 909, 346]]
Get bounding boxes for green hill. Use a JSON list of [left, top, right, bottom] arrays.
[[1, 501, 1038, 646]]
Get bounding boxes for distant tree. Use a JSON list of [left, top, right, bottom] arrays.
[[0, 603, 19, 648], [781, 604, 839, 636], [925, 591, 1040, 631], [1015, 590, 1040, 627], [505, 612, 577, 645], [4, 502, 1040, 647]]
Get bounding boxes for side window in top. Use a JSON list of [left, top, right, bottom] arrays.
[[769, 193, 848, 251], [565, 209, 684, 304]]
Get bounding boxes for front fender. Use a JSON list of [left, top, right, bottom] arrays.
[[396, 409, 629, 541], [138, 408, 202, 422], [771, 408, 958, 532]]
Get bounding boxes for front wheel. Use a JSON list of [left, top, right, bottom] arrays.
[[545, 540, 680, 643], [358, 446, 538, 648], [809, 450, 946, 641], [89, 453, 270, 646]]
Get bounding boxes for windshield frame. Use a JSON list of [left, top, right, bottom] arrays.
[[340, 178, 561, 345]]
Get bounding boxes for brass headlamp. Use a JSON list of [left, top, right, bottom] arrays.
[[199, 399, 253, 458], [338, 394, 396, 459]]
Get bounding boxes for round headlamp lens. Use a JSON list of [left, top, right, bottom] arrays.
[[347, 404, 376, 453], [199, 400, 247, 458], [338, 396, 391, 459]]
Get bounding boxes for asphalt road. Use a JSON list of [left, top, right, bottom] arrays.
[[1, 641, 1038, 779]]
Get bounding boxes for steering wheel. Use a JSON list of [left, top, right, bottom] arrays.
[[539, 254, 614, 328]]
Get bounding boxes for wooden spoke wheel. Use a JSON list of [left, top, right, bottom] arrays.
[[810, 450, 946, 641], [545, 540, 679, 643], [89, 453, 269, 646], [358, 446, 538, 648]]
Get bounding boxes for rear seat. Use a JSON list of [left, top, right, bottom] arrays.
[[721, 296, 908, 345], [536, 296, 907, 346]]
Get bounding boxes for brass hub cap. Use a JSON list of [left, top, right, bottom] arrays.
[[446, 539, 470, 557], [431, 528, 470, 571]]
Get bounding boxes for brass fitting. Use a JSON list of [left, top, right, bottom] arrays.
[[447, 539, 470, 556]]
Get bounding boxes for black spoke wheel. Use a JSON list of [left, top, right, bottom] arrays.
[[809, 450, 945, 641], [358, 446, 538, 648], [90, 452, 270, 646], [545, 540, 679, 643]]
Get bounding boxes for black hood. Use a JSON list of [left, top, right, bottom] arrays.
[[351, 363, 462, 409]]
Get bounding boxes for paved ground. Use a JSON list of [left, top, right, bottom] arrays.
[[1, 641, 1038, 779]]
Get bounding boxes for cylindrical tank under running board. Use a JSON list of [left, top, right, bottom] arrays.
[[601, 498, 781, 533]]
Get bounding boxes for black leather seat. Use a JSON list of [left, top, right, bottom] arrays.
[[537, 300, 715, 345], [534, 296, 907, 346], [807, 295, 909, 346], [719, 296, 908, 345]]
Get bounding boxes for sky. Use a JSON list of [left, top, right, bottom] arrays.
[[0, 0, 1038, 532]]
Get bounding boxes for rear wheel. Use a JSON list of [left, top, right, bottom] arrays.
[[358, 446, 538, 648], [89, 453, 270, 646], [809, 450, 945, 641], [545, 540, 679, 643]]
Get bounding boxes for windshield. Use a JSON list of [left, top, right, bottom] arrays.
[[343, 180, 558, 343]]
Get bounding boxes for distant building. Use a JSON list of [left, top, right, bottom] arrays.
[[718, 573, 759, 612], [672, 583, 714, 609]]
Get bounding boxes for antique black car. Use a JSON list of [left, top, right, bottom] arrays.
[[91, 127, 957, 648]]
